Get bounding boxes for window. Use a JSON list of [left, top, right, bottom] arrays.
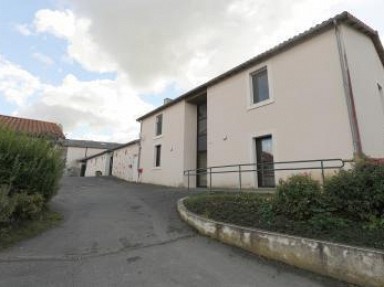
[[155, 145, 161, 167], [251, 67, 269, 104], [155, 114, 163, 136], [255, 135, 275, 188]]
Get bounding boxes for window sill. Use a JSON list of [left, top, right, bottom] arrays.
[[247, 99, 274, 111], [152, 167, 162, 170], [153, 135, 163, 140]]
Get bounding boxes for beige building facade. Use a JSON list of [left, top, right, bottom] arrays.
[[63, 139, 121, 176], [136, 12, 384, 189], [81, 140, 140, 181]]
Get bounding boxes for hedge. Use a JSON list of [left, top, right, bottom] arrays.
[[0, 127, 64, 223]]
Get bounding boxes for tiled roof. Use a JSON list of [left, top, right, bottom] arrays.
[[63, 139, 122, 149], [0, 114, 65, 139]]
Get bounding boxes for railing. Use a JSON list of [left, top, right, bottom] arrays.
[[184, 158, 353, 191]]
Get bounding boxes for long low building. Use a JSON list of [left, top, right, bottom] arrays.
[[80, 140, 140, 182], [82, 12, 384, 189]]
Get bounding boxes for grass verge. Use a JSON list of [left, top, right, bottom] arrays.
[[184, 192, 384, 250], [0, 208, 62, 251]]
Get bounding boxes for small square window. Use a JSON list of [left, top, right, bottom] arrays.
[[251, 67, 269, 104], [155, 114, 163, 136], [155, 145, 161, 167]]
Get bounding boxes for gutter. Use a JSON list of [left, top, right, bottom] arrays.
[[333, 20, 363, 157]]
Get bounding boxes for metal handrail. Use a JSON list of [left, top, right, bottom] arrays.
[[184, 158, 353, 191]]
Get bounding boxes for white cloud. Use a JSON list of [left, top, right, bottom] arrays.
[[17, 73, 153, 142], [32, 52, 54, 66], [0, 56, 41, 106], [33, 9, 118, 73], [15, 24, 32, 36], [0, 55, 153, 142], [6, 0, 382, 142], [63, 0, 352, 91]]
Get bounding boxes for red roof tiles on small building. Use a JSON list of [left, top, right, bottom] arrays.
[[0, 114, 65, 139]]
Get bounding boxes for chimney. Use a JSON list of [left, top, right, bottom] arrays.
[[164, 98, 172, 105]]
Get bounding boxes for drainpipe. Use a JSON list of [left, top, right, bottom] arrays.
[[333, 20, 363, 158]]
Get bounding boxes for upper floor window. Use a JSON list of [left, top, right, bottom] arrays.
[[251, 67, 269, 104], [155, 114, 163, 136]]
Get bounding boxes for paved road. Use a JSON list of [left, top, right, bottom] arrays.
[[0, 177, 350, 287]]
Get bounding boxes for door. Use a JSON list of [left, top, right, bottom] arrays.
[[109, 155, 113, 176], [256, 135, 275, 187], [80, 163, 86, 177]]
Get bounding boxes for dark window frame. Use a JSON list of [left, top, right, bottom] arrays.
[[155, 114, 163, 136], [251, 67, 270, 104], [255, 135, 275, 188], [155, 145, 161, 167]]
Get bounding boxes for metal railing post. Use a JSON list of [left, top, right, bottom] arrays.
[[187, 170, 190, 191], [238, 165, 242, 191], [321, 161, 325, 184], [209, 167, 212, 191]]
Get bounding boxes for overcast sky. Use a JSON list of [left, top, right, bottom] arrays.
[[1, 0, 383, 142]]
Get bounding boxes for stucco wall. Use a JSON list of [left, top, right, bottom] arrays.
[[65, 147, 107, 176], [112, 144, 139, 182], [139, 101, 187, 187], [207, 29, 354, 188], [84, 152, 111, 177], [341, 25, 384, 158]]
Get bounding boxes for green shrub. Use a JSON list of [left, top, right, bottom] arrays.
[[324, 160, 384, 221], [0, 185, 15, 224], [273, 174, 322, 220], [12, 193, 45, 220], [0, 127, 63, 203]]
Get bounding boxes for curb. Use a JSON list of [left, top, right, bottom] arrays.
[[177, 197, 384, 287]]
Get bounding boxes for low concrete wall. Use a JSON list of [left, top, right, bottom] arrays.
[[177, 198, 384, 287]]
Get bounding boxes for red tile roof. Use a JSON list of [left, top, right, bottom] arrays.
[[0, 114, 65, 139]]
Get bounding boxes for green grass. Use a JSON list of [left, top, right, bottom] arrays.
[[184, 192, 384, 250], [0, 208, 62, 251]]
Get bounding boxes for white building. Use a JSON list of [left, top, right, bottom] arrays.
[[136, 12, 384, 189], [63, 139, 121, 176], [81, 140, 140, 181]]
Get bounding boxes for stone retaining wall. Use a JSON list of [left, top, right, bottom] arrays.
[[177, 198, 384, 287]]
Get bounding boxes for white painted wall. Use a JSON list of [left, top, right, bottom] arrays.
[[207, 29, 354, 188], [138, 26, 384, 189], [112, 143, 140, 181], [65, 147, 107, 176], [84, 152, 110, 177], [139, 101, 189, 187], [341, 25, 384, 158]]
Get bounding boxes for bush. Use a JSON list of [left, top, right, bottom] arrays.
[[0, 127, 63, 202], [0, 127, 64, 223], [324, 160, 384, 221], [273, 174, 322, 220], [12, 193, 45, 220], [0, 185, 15, 224]]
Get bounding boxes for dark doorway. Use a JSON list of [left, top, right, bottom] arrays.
[[255, 135, 275, 187], [109, 155, 113, 176], [80, 163, 86, 177], [196, 102, 207, 187]]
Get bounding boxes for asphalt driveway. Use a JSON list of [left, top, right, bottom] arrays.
[[0, 177, 350, 287]]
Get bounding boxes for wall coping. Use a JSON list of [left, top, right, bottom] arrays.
[[177, 197, 384, 287]]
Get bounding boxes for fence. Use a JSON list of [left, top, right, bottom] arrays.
[[184, 158, 353, 191]]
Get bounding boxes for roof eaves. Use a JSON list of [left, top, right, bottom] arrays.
[[78, 139, 140, 162]]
